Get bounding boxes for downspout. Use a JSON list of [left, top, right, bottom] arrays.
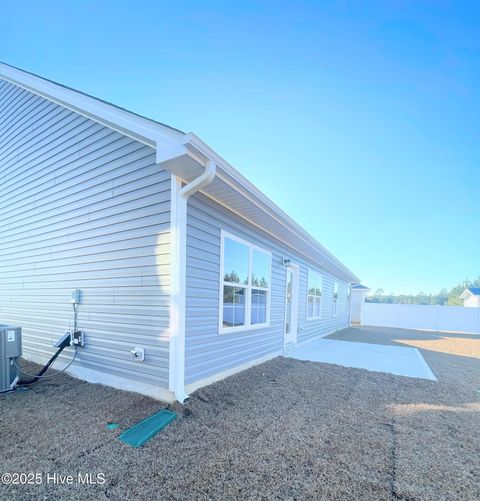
[[347, 284, 352, 327], [169, 160, 216, 403]]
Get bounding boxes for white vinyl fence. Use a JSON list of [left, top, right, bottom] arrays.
[[363, 303, 480, 334]]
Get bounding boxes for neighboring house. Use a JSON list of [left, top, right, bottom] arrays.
[[350, 284, 370, 324], [0, 62, 358, 403], [459, 288, 480, 307]]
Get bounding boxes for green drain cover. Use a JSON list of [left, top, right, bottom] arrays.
[[119, 409, 176, 447]]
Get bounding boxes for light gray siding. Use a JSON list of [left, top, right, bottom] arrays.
[[185, 192, 350, 385], [0, 79, 171, 388], [298, 266, 350, 343]]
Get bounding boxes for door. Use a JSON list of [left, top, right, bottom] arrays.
[[284, 264, 299, 345]]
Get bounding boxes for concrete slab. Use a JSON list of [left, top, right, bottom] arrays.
[[287, 338, 437, 381]]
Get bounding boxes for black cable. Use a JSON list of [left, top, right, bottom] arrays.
[[14, 350, 77, 381], [16, 334, 73, 386]]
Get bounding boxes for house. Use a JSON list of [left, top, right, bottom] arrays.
[[459, 288, 480, 308], [0, 62, 358, 403], [350, 284, 371, 324]]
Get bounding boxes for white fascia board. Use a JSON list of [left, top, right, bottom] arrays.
[[0, 63, 357, 283], [203, 184, 356, 283], [215, 169, 358, 283], [185, 134, 359, 283], [0, 62, 183, 150]]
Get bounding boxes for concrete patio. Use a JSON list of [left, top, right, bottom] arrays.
[[288, 337, 437, 380], [0, 326, 479, 500]]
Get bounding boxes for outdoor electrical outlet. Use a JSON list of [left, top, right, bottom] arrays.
[[130, 347, 145, 362], [72, 330, 86, 348]]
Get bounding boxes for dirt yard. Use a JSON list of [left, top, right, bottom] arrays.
[[1, 326, 479, 500]]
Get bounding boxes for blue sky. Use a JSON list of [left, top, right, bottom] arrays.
[[1, 1, 478, 294]]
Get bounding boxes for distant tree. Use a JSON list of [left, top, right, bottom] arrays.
[[224, 271, 241, 283], [448, 278, 471, 306], [436, 289, 448, 306], [366, 278, 479, 307]]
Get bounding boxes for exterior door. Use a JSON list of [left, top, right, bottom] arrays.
[[284, 264, 299, 345]]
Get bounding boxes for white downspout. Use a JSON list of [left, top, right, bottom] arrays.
[[169, 160, 216, 403], [347, 284, 352, 327]]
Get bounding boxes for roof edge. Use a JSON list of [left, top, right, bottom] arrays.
[[460, 288, 480, 299], [0, 62, 359, 283], [0, 61, 183, 149], [186, 133, 360, 283]]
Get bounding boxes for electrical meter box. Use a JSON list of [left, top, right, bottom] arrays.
[[0, 324, 22, 392], [70, 289, 81, 304]]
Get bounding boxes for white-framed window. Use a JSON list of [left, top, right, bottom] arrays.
[[307, 269, 323, 319], [333, 281, 339, 316], [219, 231, 271, 333]]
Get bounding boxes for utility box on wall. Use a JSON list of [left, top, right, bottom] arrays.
[[0, 324, 22, 392]]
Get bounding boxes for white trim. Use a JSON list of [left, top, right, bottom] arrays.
[[347, 284, 352, 326], [220, 230, 273, 263], [459, 289, 479, 300], [0, 63, 360, 402], [212, 169, 358, 283], [200, 188, 357, 284], [219, 230, 272, 334], [169, 161, 217, 403], [306, 268, 323, 320], [284, 262, 300, 345], [188, 133, 358, 282], [168, 176, 182, 393], [70, 365, 176, 403], [332, 280, 339, 317], [0, 62, 181, 150], [20, 350, 176, 403], [185, 350, 281, 394], [0, 63, 358, 285]]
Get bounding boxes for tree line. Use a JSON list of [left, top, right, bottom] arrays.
[[366, 277, 480, 306]]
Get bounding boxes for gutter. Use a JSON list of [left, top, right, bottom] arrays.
[[180, 134, 359, 284], [169, 158, 216, 403], [1, 61, 357, 283]]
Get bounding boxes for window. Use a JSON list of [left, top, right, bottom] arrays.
[[307, 270, 323, 319], [333, 281, 339, 316], [220, 232, 271, 332]]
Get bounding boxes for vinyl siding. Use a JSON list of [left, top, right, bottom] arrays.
[[298, 267, 350, 343], [185, 192, 350, 385], [0, 79, 171, 389]]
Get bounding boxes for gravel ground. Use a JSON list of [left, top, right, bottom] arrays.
[[0, 326, 479, 500]]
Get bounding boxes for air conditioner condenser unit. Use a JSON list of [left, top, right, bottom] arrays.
[[0, 324, 22, 392]]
